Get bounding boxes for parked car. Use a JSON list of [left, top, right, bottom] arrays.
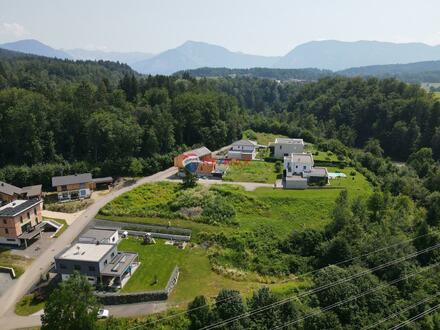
[[97, 309, 109, 319]]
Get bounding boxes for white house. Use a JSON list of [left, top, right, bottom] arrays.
[[271, 138, 305, 159], [78, 228, 119, 245], [284, 153, 314, 176], [227, 139, 258, 160]]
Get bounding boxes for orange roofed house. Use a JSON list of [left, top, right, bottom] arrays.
[[174, 146, 216, 175], [0, 199, 43, 247]]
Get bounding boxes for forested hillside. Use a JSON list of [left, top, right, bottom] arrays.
[[1, 51, 440, 187]]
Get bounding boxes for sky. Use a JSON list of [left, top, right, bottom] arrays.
[[0, 0, 439, 56]]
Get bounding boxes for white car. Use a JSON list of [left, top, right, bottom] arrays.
[[97, 309, 109, 319]]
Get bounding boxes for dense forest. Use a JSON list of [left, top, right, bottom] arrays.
[[3, 50, 440, 329]]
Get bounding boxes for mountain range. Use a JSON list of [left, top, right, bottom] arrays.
[[2, 39, 440, 77]]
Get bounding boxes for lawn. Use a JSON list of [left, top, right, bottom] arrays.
[[15, 294, 45, 316], [99, 165, 372, 304], [223, 161, 281, 183], [43, 217, 69, 238], [118, 237, 306, 305], [434, 92, 440, 100], [0, 248, 31, 278], [242, 130, 287, 146], [305, 143, 342, 163]]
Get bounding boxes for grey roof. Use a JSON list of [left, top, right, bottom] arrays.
[[309, 167, 328, 177], [52, 173, 92, 187], [285, 153, 314, 164], [21, 185, 42, 197], [56, 243, 113, 262], [0, 199, 42, 217], [274, 138, 304, 145], [0, 181, 22, 197], [80, 228, 117, 242], [184, 146, 211, 158], [231, 139, 258, 147], [92, 177, 113, 184], [100, 252, 138, 277]]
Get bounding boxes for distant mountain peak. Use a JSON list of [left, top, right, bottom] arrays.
[[0, 39, 72, 59]]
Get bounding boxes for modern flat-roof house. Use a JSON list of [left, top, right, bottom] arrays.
[[0, 199, 44, 246], [0, 181, 42, 204], [55, 242, 139, 288], [51, 173, 113, 201], [283, 153, 328, 189], [78, 228, 119, 245], [271, 138, 305, 159], [227, 139, 258, 160]]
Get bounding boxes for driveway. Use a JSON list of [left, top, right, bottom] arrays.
[[0, 166, 177, 330]]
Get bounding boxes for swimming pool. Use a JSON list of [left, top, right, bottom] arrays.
[[328, 172, 347, 178]]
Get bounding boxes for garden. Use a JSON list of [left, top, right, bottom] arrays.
[[97, 162, 372, 305]]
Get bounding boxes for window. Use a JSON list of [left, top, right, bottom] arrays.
[[27, 212, 30, 219], [61, 185, 67, 191], [295, 165, 298, 169], [20, 216, 23, 224], [2, 219, 6, 224], [112, 237, 115, 242], [88, 266, 95, 271], [104, 260, 108, 265], [34, 208, 37, 215], [74, 265, 81, 271], [5, 228, 8, 234], [279, 146, 282, 149], [111, 252, 115, 257], [6, 238, 15, 242], [303, 166, 307, 170], [60, 264, 66, 269]]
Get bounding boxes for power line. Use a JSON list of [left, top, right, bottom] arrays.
[[362, 292, 440, 330], [271, 262, 440, 330], [389, 302, 440, 330], [128, 227, 435, 330], [200, 242, 440, 330]]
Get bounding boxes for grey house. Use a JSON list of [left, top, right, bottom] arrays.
[[54, 242, 138, 288]]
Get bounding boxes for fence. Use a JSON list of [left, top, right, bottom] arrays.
[[95, 266, 180, 305]]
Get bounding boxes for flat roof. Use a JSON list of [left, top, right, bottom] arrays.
[[100, 252, 137, 277], [0, 199, 42, 217], [309, 167, 328, 177], [52, 173, 92, 187], [80, 228, 117, 242], [57, 243, 113, 262], [275, 138, 304, 144]]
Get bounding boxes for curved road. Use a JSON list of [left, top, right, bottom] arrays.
[[0, 166, 177, 330]]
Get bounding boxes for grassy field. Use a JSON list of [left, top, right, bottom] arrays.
[[15, 294, 45, 316], [434, 92, 440, 100], [223, 161, 281, 183], [305, 143, 342, 162], [119, 237, 306, 305], [43, 217, 69, 238], [44, 198, 93, 213], [242, 130, 287, 146], [0, 248, 31, 277], [99, 163, 372, 304]]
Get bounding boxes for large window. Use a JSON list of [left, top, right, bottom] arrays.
[[88, 266, 96, 271], [74, 265, 81, 271], [60, 264, 66, 269], [4, 228, 8, 234]]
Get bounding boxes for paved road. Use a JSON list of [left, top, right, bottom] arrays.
[[0, 166, 177, 330]]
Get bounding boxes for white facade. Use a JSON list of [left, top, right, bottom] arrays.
[[284, 153, 314, 176], [272, 138, 305, 159], [57, 188, 91, 201]]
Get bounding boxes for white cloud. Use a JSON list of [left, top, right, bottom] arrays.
[[0, 22, 27, 37]]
